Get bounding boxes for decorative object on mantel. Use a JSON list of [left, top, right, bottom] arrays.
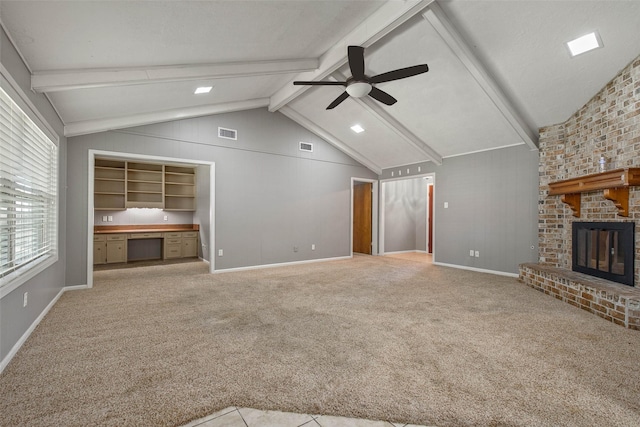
[[548, 168, 640, 217], [598, 155, 607, 172]]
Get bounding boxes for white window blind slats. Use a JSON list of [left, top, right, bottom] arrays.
[[4, 134, 52, 172], [0, 86, 57, 285]]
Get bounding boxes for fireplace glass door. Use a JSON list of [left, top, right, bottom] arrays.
[[572, 222, 634, 286]]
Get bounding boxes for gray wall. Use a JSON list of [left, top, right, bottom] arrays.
[[66, 108, 376, 284], [384, 178, 428, 253], [380, 144, 539, 274], [0, 28, 67, 362]]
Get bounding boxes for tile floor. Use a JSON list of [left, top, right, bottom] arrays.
[[181, 407, 432, 427]]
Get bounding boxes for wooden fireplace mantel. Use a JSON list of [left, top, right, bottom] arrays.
[[548, 168, 640, 217], [549, 168, 640, 218]]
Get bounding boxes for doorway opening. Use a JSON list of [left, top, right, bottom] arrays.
[[379, 173, 435, 262], [351, 178, 378, 256], [87, 149, 215, 288]]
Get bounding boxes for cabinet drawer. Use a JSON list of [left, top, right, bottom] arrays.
[[129, 232, 162, 239], [165, 244, 181, 259], [164, 232, 182, 238], [106, 234, 126, 241], [165, 238, 181, 245], [182, 232, 198, 238], [94, 234, 106, 242]]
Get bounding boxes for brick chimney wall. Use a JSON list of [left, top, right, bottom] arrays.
[[538, 56, 640, 286]]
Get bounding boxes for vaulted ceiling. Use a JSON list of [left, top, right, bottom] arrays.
[[2, 0, 639, 173]]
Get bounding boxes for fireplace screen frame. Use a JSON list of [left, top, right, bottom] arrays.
[[572, 222, 635, 286]]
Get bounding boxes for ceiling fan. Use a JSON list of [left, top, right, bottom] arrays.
[[293, 45, 429, 110]]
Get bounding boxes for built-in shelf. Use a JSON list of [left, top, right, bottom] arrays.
[[94, 158, 196, 211], [548, 168, 640, 217], [94, 159, 126, 210]]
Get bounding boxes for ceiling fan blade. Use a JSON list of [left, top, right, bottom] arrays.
[[369, 87, 397, 106], [348, 46, 366, 80], [326, 91, 350, 110], [370, 64, 429, 84], [293, 81, 346, 86]]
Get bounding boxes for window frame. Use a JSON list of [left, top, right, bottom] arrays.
[[0, 69, 60, 299]]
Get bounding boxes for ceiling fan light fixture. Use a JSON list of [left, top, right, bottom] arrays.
[[346, 82, 372, 98]]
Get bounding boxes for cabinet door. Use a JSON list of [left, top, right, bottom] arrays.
[[182, 237, 198, 258], [106, 241, 126, 263], [93, 242, 107, 264]]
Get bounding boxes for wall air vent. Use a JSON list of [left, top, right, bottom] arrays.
[[299, 142, 313, 152], [218, 127, 237, 140]]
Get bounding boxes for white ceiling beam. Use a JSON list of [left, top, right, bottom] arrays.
[[32, 59, 318, 93], [64, 98, 269, 137], [331, 72, 443, 165], [423, 3, 538, 150], [269, 0, 434, 112], [279, 106, 382, 175]]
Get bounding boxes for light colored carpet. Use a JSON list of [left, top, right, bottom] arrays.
[[1, 255, 639, 427]]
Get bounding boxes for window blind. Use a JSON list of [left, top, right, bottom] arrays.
[[0, 86, 57, 286]]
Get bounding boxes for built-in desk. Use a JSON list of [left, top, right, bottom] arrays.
[[93, 224, 199, 265]]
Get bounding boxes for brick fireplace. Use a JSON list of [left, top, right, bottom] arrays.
[[519, 55, 640, 329]]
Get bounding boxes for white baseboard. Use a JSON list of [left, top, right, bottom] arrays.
[[64, 284, 89, 291], [0, 284, 91, 374], [1, 287, 63, 373], [214, 256, 351, 274], [384, 250, 420, 255], [432, 262, 519, 278]]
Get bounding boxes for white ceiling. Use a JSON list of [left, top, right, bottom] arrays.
[[1, 0, 639, 173]]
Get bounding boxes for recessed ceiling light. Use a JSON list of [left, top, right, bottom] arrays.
[[194, 86, 213, 94], [350, 124, 364, 133], [567, 32, 602, 57]]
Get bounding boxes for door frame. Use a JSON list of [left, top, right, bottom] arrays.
[[350, 177, 379, 256], [87, 149, 215, 288], [379, 172, 436, 258]]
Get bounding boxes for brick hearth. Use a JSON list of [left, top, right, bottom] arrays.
[[520, 263, 640, 330]]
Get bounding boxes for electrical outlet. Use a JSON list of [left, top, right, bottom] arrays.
[[23, 292, 28, 307], [475, 251, 480, 258], [312, 244, 316, 250], [102, 215, 107, 222], [418, 166, 421, 172], [108, 216, 113, 222], [218, 249, 223, 257], [444, 202, 449, 208], [470, 250, 474, 256], [164, 215, 168, 221]]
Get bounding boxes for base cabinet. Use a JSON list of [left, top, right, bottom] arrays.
[[94, 230, 197, 265], [93, 234, 126, 264], [163, 231, 199, 259], [181, 233, 198, 258], [164, 235, 182, 259], [93, 241, 107, 264]]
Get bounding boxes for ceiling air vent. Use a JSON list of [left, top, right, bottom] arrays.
[[218, 127, 237, 140], [299, 142, 313, 152]]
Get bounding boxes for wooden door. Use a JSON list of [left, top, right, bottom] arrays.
[[428, 184, 433, 254], [353, 182, 372, 254]]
